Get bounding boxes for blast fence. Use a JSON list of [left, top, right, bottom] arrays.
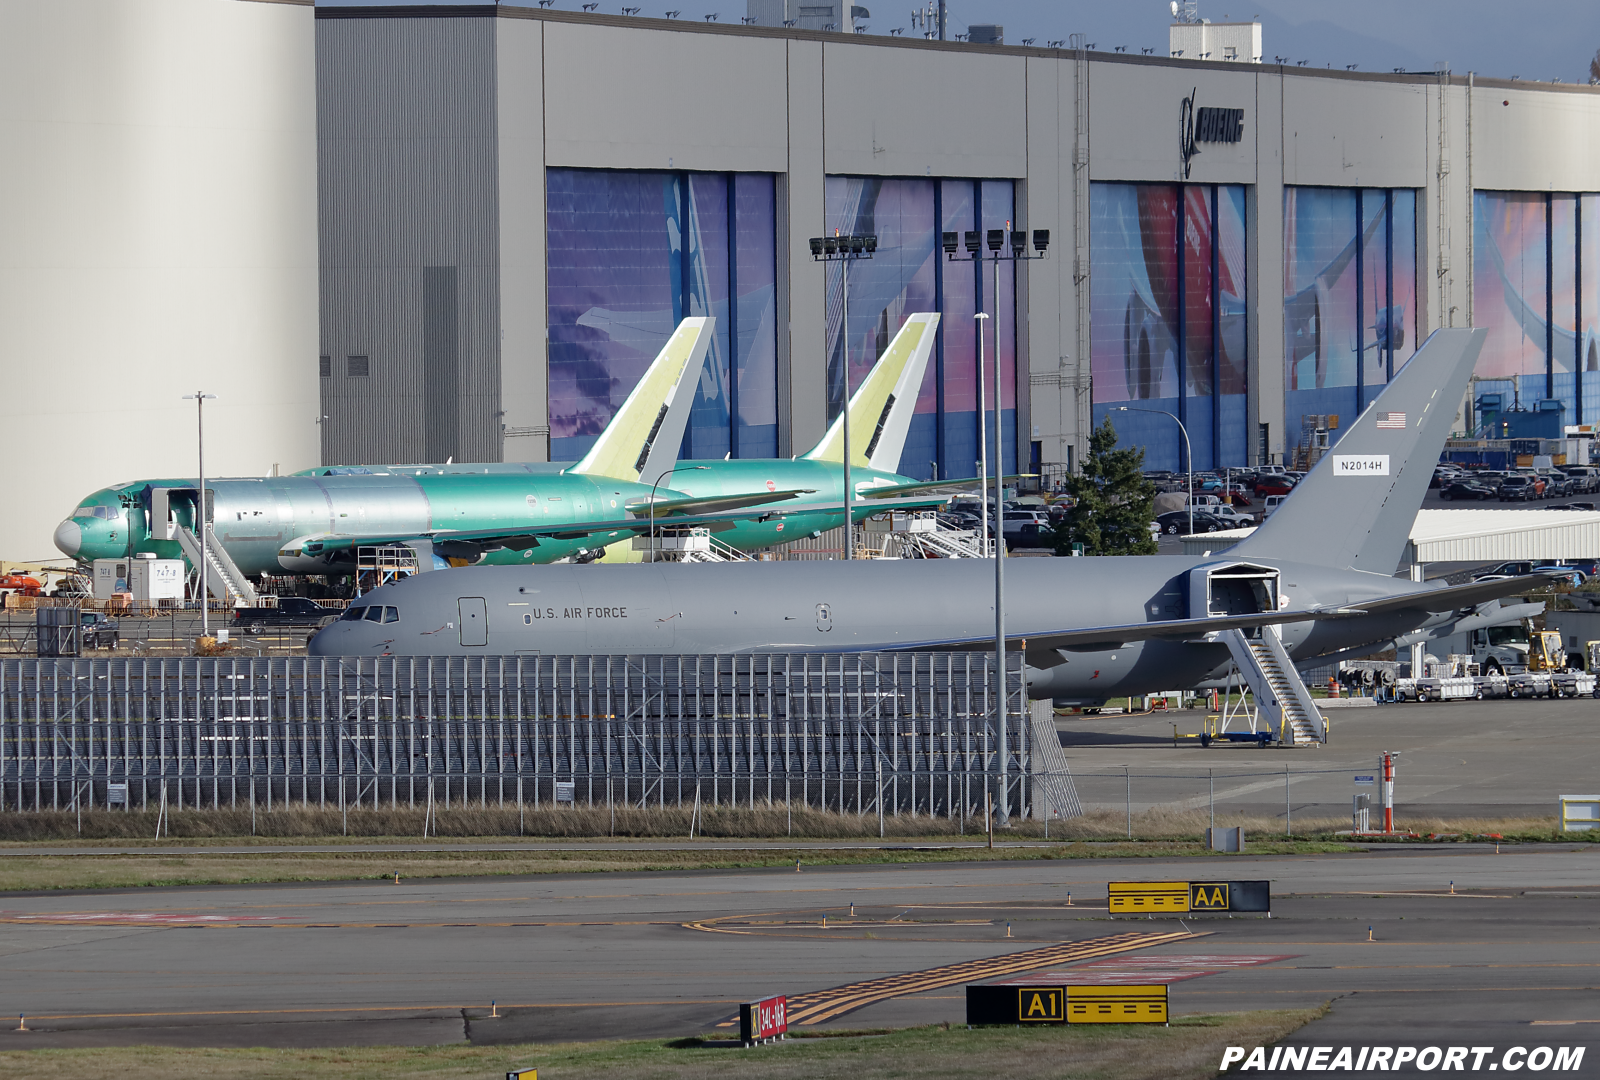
[[0, 654, 1041, 820]]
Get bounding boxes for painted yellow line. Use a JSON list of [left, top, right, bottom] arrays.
[[781, 930, 1199, 1026]]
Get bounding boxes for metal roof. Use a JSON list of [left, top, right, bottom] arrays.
[[1179, 508, 1600, 563]]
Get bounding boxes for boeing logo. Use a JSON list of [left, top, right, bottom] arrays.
[[1179, 90, 1245, 178]]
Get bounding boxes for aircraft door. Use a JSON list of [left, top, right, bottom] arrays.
[[459, 597, 488, 647]]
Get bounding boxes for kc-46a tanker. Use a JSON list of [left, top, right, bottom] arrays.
[[311, 329, 1559, 702]]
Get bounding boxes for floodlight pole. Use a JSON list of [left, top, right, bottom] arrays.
[[809, 234, 876, 560], [183, 391, 216, 636], [648, 465, 710, 562], [1117, 405, 1193, 536], [946, 225, 1048, 828]]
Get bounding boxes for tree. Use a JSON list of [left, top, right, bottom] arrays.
[[1048, 417, 1159, 556]]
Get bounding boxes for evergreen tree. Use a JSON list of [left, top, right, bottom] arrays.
[[1049, 417, 1159, 556]]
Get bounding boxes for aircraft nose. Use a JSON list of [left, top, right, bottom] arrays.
[[53, 519, 82, 558]]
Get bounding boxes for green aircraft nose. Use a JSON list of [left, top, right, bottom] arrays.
[[52, 518, 81, 558]]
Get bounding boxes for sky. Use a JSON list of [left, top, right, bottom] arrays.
[[324, 0, 1600, 84]]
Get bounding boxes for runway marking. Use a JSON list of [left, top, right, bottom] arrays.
[[764, 931, 1199, 1027]]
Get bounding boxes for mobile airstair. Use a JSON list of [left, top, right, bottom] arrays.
[[633, 528, 755, 563], [1221, 627, 1326, 745], [174, 525, 258, 605], [865, 511, 992, 559]]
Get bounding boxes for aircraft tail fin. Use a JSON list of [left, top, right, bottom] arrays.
[[1233, 327, 1484, 574], [804, 313, 940, 471], [570, 318, 714, 484]]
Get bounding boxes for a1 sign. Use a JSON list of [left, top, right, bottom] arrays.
[[740, 994, 787, 1045]]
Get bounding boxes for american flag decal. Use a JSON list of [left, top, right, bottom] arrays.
[[1375, 412, 1406, 429]]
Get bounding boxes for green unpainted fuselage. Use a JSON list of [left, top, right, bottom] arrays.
[[55, 459, 916, 576]]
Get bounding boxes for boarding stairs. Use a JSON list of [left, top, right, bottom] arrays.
[[1029, 704, 1083, 818], [174, 524, 258, 605], [865, 512, 992, 559], [1221, 628, 1326, 745], [634, 528, 754, 563]]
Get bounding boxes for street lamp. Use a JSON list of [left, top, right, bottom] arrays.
[[647, 465, 711, 562], [810, 232, 877, 559], [1115, 405, 1193, 537], [182, 391, 216, 637], [945, 224, 1049, 828]]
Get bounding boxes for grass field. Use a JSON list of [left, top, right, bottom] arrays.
[[0, 803, 1577, 892], [0, 1010, 1323, 1080]]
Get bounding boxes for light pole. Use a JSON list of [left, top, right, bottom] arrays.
[[1116, 405, 1193, 537], [183, 391, 216, 637], [810, 232, 877, 560], [647, 465, 710, 561], [944, 225, 1049, 827]]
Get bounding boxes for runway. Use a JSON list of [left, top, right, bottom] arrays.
[[3, 846, 1599, 1063]]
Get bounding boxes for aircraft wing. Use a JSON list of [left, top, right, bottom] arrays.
[[891, 606, 1365, 659], [885, 572, 1561, 661], [1343, 572, 1564, 616], [286, 499, 817, 558], [635, 489, 815, 517]]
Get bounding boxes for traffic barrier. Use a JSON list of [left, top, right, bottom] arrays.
[[966, 983, 1168, 1026], [1107, 880, 1271, 915], [739, 995, 787, 1046], [1560, 794, 1600, 832]]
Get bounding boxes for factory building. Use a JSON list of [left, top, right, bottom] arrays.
[[314, 6, 1600, 487], [0, 0, 320, 559]]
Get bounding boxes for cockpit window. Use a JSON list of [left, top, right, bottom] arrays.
[[363, 606, 385, 622], [382, 607, 400, 624], [73, 506, 118, 520], [339, 607, 366, 622]]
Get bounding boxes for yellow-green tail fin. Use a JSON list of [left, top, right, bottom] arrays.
[[804, 312, 939, 470], [570, 317, 714, 483]]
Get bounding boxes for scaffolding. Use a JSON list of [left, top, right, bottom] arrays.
[[0, 652, 1046, 820], [356, 546, 421, 595]]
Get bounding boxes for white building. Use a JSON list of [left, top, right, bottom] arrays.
[[0, 0, 320, 559], [1169, 19, 1262, 64]]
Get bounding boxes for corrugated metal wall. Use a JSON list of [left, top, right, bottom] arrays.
[[316, 16, 502, 466]]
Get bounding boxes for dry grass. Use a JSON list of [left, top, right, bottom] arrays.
[[0, 804, 1573, 845], [0, 1010, 1324, 1080], [0, 840, 1291, 893]]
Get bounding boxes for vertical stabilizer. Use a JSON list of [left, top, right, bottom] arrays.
[[570, 318, 714, 483], [1233, 328, 1484, 574], [804, 313, 940, 470]]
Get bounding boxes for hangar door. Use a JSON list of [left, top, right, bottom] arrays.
[[458, 597, 488, 647]]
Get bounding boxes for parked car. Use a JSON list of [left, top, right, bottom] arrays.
[[1497, 475, 1544, 501], [80, 610, 119, 649], [1254, 474, 1296, 497], [1440, 479, 1496, 501], [1534, 564, 1588, 586], [1156, 510, 1231, 535], [232, 596, 341, 634]]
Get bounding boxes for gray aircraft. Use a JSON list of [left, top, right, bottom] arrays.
[[311, 328, 1553, 700]]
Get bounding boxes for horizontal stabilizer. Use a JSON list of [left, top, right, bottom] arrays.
[[858, 473, 1036, 499], [633, 489, 814, 518]]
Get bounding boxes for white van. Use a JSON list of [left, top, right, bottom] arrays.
[[1263, 494, 1289, 519]]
